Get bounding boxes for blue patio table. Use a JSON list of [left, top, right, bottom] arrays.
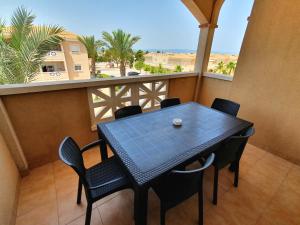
[[97, 102, 253, 225]]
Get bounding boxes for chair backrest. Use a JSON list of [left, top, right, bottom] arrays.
[[154, 153, 214, 206], [59, 137, 88, 185], [114, 105, 142, 119], [214, 127, 255, 169], [211, 98, 240, 117], [160, 98, 181, 109]]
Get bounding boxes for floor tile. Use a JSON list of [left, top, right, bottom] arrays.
[[53, 160, 78, 197], [16, 201, 58, 225], [66, 209, 103, 225], [16, 145, 300, 225], [95, 192, 120, 207], [53, 160, 89, 225], [283, 164, 300, 195], [20, 163, 54, 191], [242, 144, 267, 164], [17, 163, 56, 216], [82, 147, 103, 169], [254, 152, 292, 178], [203, 176, 229, 205], [242, 152, 292, 198], [205, 179, 270, 225], [256, 185, 300, 225], [97, 190, 134, 225], [56, 188, 90, 225], [18, 183, 57, 217]]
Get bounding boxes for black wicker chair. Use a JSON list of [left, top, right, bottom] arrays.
[[211, 98, 240, 117], [160, 98, 181, 109], [152, 153, 215, 225], [114, 105, 142, 119], [59, 137, 130, 225], [212, 127, 255, 205], [96, 105, 143, 163]]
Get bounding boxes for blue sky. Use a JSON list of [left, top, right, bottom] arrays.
[[0, 0, 254, 54]]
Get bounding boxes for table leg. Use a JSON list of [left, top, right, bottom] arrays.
[[134, 186, 148, 225]]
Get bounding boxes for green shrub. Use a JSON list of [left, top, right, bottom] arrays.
[[174, 65, 183, 72], [144, 64, 151, 72], [134, 61, 145, 71], [96, 73, 110, 78]]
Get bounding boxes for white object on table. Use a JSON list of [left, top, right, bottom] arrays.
[[173, 118, 182, 126]]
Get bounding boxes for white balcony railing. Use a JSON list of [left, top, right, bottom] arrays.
[[34, 71, 69, 82], [44, 51, 65, 61], [87, 79, 168, 130]]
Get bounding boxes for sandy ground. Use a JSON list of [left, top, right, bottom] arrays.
[[96, 53, 238, 77], [208, 53, 238, 71]]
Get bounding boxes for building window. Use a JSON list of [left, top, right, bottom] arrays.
[[70, 45, 80, 53], [42, 65, 54, 72], [74, 64, 82, 71]]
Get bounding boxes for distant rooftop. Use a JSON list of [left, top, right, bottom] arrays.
[[2, 27, 78, 41]]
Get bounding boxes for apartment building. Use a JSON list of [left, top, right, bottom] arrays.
[[36, 31, 91, 82]]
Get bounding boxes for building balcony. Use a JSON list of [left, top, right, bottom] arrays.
[[43, 51, 66, 62], [34, 71, 69, 82], [0, 72, 299, 225], [0, 0, 299, 224]]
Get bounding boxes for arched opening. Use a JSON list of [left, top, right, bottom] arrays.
[[207, 0, 254, 76]]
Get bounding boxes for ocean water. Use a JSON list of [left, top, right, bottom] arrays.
[[141, 49, 238, 55], [143, 49, 196, 54]]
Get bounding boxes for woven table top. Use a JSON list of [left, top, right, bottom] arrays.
[[98, 102, 253, 186]]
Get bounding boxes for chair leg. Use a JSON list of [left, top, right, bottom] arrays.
[[198, 188, 204, 225], [77, 179, 82, 204], [213, 167, 219, 205], [234, 161, 240, 187], [85, 203, 92, 225], [160, 203, 166, 225], [228, 163, 236, 172]]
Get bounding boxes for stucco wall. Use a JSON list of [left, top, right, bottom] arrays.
[[0, 133, 20, 225], [2, 88, 97, 168], [198, 76, 232, 106], [198, 0, 300, 164], [62, 40, 91, 80], [194, 0, 214, 21], [169, 76, 197, 102]]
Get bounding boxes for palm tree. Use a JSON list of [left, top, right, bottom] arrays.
[[226, 61, 237, 75], [101, 29, 140, 76], [214, 61, 226, 74], [0, 7, 64, 84], [174, 65, 183, 72], [77, 35, 101, 77]]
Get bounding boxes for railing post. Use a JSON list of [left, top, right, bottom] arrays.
[[193, 0, 225, 102], [131, 83, 140, 106]]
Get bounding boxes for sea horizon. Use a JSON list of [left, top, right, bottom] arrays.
[[140, 49, 238, 55]]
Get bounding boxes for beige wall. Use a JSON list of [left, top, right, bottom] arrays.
[[0, 133, 20, 225], [198, 76, 232, 106], [194, 0, 214, 22], [62, 40, 91, 80], [198, 0, 300, 165], [2, 88, 97, 169], [169, 76, 197, 102]]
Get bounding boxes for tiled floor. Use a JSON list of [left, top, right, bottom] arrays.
[[15, 144, 300, 225]]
